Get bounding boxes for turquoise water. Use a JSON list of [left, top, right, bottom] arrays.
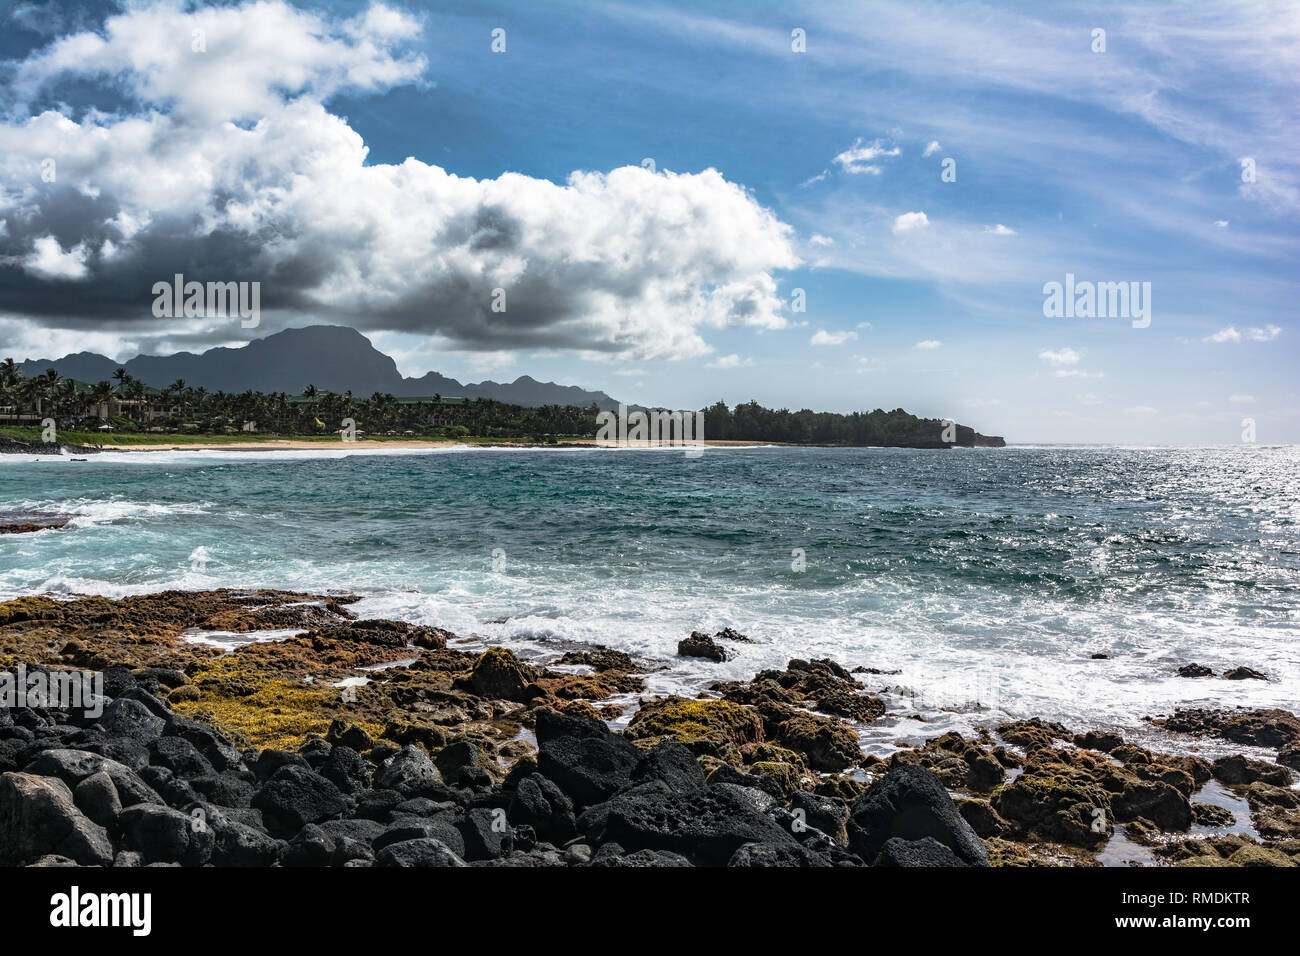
[[2, 443, 1297, 754]]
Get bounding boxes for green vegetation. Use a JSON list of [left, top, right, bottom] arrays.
[[2, 356, 996, 447], [699, 399, 984, 446], [0, 426, 575, 446], [0, 358, 597, 441]]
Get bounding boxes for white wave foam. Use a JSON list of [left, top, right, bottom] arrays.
[[182, 626, 306, 649]]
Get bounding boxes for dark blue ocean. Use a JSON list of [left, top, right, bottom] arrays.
[[2, 443, 1297, 754]]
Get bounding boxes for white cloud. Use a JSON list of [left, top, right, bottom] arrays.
[[458, 350, 519, 374], [922, 140, 942, 157], [1204, 325, 1282, 343], [983, 223, 1016, 235], [1038, 347, 1081, 366], [21, 236, 91, 280], [809, 233, 834, 246], [0, 1, 800, 360], [0, 316, 132, 359], [1229, 394, 1255, 404], [706, 353, 754, 369], [914, 339, 941, 349], [1055, 369, 1104, 379], [811, 329, 858, 346], [832, 137, 900, 175], [893, 211, 930, 234], [1214, 220, 1229, 227], [13, 1, 428, 126]]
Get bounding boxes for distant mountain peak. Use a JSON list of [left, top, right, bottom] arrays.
[[14, 325, 623, 410]]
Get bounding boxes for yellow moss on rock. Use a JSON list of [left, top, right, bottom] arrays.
[[624, 695, 764, 757], [741, 742, 807, 770], [172, 675, 380, 752], [381, 718, 449, 754], [747, 760, 805, 794], [0, 596, 64, 626]]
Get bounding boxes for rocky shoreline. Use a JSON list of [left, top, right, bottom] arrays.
[[1, 589, 1295, 867], [0, 436, 100, 456]]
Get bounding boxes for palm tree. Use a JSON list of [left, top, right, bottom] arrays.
[[90, 381, 113, 421], [52, 379, 78, 421], [170, 379, 187, 418], [270, 391, 288, 433], [127, 379, 147, 421], [0, 361, 19, 414], [321, 390, 341, 428], [109, 368, 135, 420], [22, 369, 60, 417], [18, 377, 43, 417]]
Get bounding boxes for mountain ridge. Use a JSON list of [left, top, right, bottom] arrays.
[[13, 326, 623, 410]]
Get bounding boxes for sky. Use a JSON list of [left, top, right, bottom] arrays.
[[0, 0, 1296, 443]]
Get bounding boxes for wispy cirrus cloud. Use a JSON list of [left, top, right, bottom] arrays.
[[832, 137, 900, 175], [706, 353, 754, 369], [1203, 325, 1282, 343]]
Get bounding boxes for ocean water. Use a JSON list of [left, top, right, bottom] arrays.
[[2, 444, 1297, 757]]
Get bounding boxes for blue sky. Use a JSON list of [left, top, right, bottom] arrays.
[[1, 0, 1296, 442]]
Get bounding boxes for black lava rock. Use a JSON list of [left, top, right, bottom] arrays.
[[250, 764, 348, 836], [847, 765, 989, 867], [873, 836, 969, 867], [537, 716, 640, 809], [600, 784, 799, 866], [631, 741, 706, 792], [678, 632, 727, 662], [375, 838, 468, 867]]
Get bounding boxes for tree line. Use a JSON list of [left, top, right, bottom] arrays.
[[699, 400, 964, 446], [1, 358, 967, 445]]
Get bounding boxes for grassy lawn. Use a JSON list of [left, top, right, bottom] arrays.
[[4, 427, 337, 446]]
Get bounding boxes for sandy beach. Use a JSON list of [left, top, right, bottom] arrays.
[[94, 438, 774, 453]]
